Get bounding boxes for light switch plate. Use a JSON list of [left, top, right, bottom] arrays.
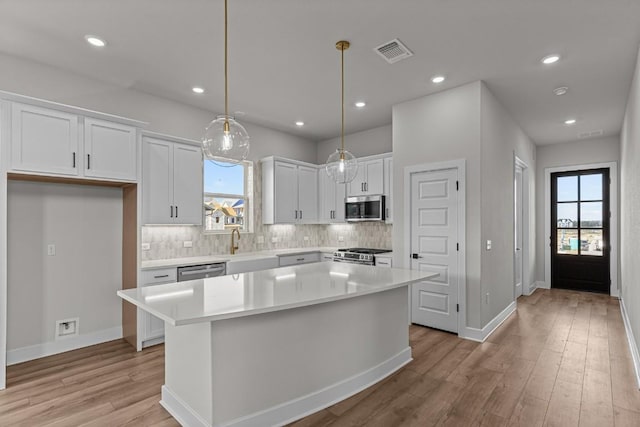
[[304, 236, 310, 241], [47, 244, 56, 256], [486, 240, 492, 250], [257, 235, 265, 244], [272, 237, 279, 243], [141, 243, 151, 251], [183, 241, 193, 248], [338, 236, 345, 242]]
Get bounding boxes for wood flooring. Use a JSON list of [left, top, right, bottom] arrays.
[[1, 288, 639, 426]]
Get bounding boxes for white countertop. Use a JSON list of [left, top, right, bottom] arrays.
[[140, 247, 341, 270], [119, 262, 435, 326]]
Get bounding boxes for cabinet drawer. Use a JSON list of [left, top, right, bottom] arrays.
[[279, 252, 321, 267], [375, 257, 392, 268], [141, 267, 177, 285], [322, 253, 334, 261]]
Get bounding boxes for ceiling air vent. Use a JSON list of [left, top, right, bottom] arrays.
[[578, 130, 604, 139], [374, 38, 413, 64]]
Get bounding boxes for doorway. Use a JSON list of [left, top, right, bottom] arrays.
[[515, 164, 524, 298], [551, 169, 610, 293], [405, 160, 465, 334]]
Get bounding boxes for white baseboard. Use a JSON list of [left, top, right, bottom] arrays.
[[524, 282, 537, 296], [619, 298, 640, 389], [535, 281, 550, 290], [7, 326, 123, 366], [460, 301, 517, 343], [161, 347, 412, 427]]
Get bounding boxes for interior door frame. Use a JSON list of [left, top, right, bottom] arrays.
[[404, 159, 466, 336], [544, 162, 618, 296], [514, 155, 531, 296]]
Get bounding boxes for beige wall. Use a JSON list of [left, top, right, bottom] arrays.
[[480, 83, 536, 325], [0, 53, 317, 164], [534, 136, 620, 284], [7, 181, 123, 351], [392, 81, 483, 328], [316, 125, 392, 164], [621, 46, 640, 360]]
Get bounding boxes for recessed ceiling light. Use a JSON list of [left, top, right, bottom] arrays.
[[192, 87, 205, 94], [564, 119, 577, 125], [295, 121, 304, 127], [554, 86, 568, 96], [85, 35, 106, 47], [354, 101, 366, 108], [541, 54, 560, 65], [431, 75, 446, 84]]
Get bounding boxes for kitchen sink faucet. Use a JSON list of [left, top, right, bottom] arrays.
[[231, 228, 240, 254]]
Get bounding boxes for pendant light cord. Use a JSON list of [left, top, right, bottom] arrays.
[[224, 0, 229, 120], [341, 43, 345, 156]]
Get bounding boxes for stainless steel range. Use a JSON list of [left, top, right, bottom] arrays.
[[333, 248, 392, 266]]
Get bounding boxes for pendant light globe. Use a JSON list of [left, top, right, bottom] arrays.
[[326, 149, 357, 184], [203, 114, 250, 161]]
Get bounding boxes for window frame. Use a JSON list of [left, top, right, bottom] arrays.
[[203, 159, 254, 234]]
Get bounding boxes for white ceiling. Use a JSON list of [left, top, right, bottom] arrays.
[[1, 0, 639, 144]]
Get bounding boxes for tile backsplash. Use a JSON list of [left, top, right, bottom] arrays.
[[141, 222, 392, 260]]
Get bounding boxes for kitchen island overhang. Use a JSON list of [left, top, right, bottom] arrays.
[[118, 262, 437, 427]]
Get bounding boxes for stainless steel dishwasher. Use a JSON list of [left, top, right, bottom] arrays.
[[177, 263, 226, 281]]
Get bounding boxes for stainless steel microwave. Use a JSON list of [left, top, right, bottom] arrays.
[[345, 195, 385, 222]]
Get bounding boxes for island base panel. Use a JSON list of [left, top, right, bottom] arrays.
[[161, 286, 410, 427]]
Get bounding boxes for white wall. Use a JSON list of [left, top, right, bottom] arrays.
[[7, 181, 123, 351], [393, 82, 483, 328], [0, 53, 317, 164], [535, 136, 620, 283], [480, 83, 536, 325], [316, 125, 392, 164], [620, 46, 640, 365]]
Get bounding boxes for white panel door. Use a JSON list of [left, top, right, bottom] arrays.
[[274, 161, 298, 223], [173, 144, 203, 225], [365, 159, 384, 194], [11, 103, 79, 176], [84, 118, 137, 181], [515, 168, 523, 297], [297, 165, 318, 223], [410, 168, 459, 333], [142, 137, 173, 224]]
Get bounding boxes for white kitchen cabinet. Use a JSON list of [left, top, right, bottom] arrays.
[[278, 252, 321, 267], [10, 103, 139, 182], [140, 267, 177, 346], [142, 136, 203, 225], [384, 157, 393, 224], [347, 158, 384, 197], [318, 167, 346, 223], [11, 103, 79, 176], [375, 256, 392, 268], [262, 157, 318, 224], [322, 252, 334, 262], [83, 118, 137, 181], [226, 257, 279, 274]]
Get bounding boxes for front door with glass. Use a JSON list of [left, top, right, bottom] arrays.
[[551, 169, 610, 293]]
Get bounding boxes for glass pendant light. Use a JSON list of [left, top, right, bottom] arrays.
[[326, 40, 358, 184], [202, 0, 250, 162]]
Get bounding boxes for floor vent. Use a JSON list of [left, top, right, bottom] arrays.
[[374, 38, 413, 64], [578, 129, 604, 139]]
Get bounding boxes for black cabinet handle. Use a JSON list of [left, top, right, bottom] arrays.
[[72, 152, 76, 168], [170, 206, 174, 218], [175, 206, 178, 218], [153, 274, 169, 279], [87, 154, 91, 170]]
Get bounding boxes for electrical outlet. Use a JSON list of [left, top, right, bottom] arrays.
[[338, 236, 345, 242], [47, 244, 56, 256], [485, 293, 490, 304], [257, 235, 265, 244], [486, 240, 492, 250], [141, 243, 151, 251], [183, 241, 193, 248], [272, 237, 279, 243], [55, 318, 79, 339], [304, 236, 310, 241]]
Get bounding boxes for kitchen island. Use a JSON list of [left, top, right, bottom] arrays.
[[118, 262, 437, 427]]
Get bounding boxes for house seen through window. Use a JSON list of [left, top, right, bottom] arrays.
[[204, 159, 252, 232]]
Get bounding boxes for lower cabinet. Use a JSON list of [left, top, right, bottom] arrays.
[[375, 256, 392, 268], [322, 252, 334, 261], [279, 252, 321, 267], [226, 257, 279, 274], [140, 267, 177, 347]]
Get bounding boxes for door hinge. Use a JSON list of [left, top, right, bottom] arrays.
[[456, 181, 459, 191], [456, 243, 459, 251], [456, 304, 459, 312]]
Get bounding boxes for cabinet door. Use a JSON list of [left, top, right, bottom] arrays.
[[318, 169, 333, 223], [365, 159, 384, 194], [142, 137, 173, 224], [173, 144, 203, 225], [347, 162, 367, 197], [384, 157, 393, 224], [298, 165, 318, 223], [144, 311, 166, 343], [11, 103, 79, 176], [274, 161, 298, 223], [334, 182, 346, 222], [84, 118, 137, 181]]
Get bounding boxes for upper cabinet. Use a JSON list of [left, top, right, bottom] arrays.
[[262, 157, 318, 224], [384, 157, 393, 224], [9, 102, 139, 182], [142, 136, 203, 225], [347, 158, 384, 197], [318, 166, 346, 224], [84, 118, 137, 181]]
